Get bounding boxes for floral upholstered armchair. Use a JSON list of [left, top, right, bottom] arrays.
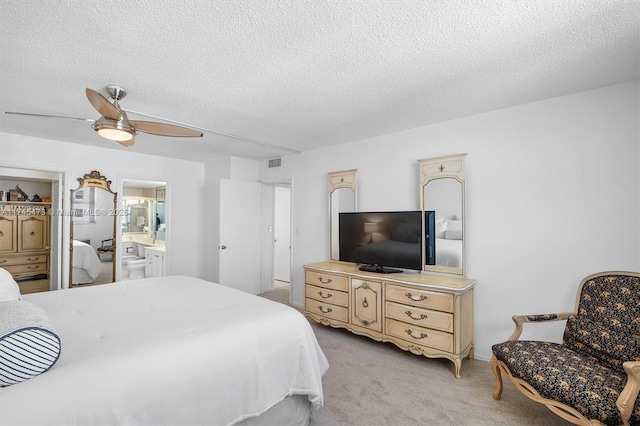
[[491, 271, 640, 426]]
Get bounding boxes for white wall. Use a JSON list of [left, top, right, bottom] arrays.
[[1, 133, 206, 284], [259, 80, 640, 361]]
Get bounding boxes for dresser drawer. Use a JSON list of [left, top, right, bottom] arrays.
[[0, 253, 48, 266], [385, 318, 454, 352], [385, 301, 454, 333], [306, 283, 348, 307], [4, 262, 47, 275], [305, 270, 348, 292], [305, 298, 349, 323], [386, 284, 454, 312]]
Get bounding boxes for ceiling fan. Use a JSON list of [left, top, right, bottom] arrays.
[[5, 85, 203, 147]]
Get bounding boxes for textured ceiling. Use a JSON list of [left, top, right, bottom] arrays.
[[1, 0, 638, 161]]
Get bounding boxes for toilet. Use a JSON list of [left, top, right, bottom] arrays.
[[121, 242, 147, 280], [127, 259, 146, 280]]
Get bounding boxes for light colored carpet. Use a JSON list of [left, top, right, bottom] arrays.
[[260, 287, 569, 426]]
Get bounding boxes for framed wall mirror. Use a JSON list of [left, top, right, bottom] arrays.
[[69, 170, 117, 286], [419, 154, 466, 276], [328, 169, 357, 260]]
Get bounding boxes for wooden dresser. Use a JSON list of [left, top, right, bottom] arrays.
[[303, 260, 475, 378], [0, 204, 50, 279]]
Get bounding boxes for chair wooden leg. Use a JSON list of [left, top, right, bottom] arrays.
[[490, 355, 504, 400]]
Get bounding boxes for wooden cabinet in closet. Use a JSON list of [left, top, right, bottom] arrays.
[[0, 204, 50, 279]]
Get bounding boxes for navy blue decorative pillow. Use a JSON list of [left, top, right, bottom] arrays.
[[0, 300, 61, 387]]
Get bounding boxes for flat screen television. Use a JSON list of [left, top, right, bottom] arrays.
[[339, 211, 435, 273]]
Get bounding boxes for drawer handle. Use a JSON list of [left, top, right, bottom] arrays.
[[318, 291, 333, 299], [0, 231, 3, 236], [405, 310, 428, 321], [362, 297, 369, 308], [405, 292, 428, 302], [317, 276, 333, 285], [30, 231, 36, 236], [318, 305, 333, 314], [405, 329, 428, 340], [0, 259, 6, 263], [27, 257, 41, 262], [27, 266, 39, 270]]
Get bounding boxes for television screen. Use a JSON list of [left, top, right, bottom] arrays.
[[339, 211, 431, 273]]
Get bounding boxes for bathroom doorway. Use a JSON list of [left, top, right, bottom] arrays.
[[121, 179, 167, 281]]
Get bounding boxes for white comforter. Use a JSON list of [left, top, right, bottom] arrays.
[[1, 276, 328, 425], [72, 240, 102, 281]]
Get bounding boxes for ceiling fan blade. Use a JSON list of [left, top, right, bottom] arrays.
[[4, 111, 94, 122], [129, 120, 203, 137], [86, 88, 121, 121], [116, 136, 135, 147]]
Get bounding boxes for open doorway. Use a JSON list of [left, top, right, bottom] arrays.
[[259, 179, 292, 305], [121, 179, 168, 281], [0, 166, 66, 294], [273, 185, 291, 290]]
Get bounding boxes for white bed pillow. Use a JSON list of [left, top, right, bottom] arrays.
[[435, 215, 447, 238], [444, 220, 463, 240], [0, 300, 62, 387], [0, 267, 21, 302]]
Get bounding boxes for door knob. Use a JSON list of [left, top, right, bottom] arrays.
[[219, 245, 227, 250]]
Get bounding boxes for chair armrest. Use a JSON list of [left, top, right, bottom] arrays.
[[507, 312, 572, 341], [617, 361, 640, 425]]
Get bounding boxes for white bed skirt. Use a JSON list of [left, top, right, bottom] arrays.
[[238, 394, 310, 426]]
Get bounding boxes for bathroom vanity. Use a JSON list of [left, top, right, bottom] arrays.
[[144, 247, 166, 278]]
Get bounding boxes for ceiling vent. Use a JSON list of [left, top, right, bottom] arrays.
[[268, 158, 282, 168]]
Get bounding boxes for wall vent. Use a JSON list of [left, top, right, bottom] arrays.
[[268, 158, 282, 168]]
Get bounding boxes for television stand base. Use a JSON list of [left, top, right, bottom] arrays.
[[359, 264, 402, 274]]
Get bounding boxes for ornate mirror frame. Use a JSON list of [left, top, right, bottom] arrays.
[[69, 171, 117, 286], [419, 154, 466, 276], [328, 169, 357, 261]]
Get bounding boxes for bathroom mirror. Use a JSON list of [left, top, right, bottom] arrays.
[[419, 154, 466, 276], [69, 170, 117, 286], [155, 186, 166, 241], [328, 169, 357, 260]]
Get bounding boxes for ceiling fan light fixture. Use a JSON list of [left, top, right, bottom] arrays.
[[97, 127, 133, 141], [92, 116, 136, 142]]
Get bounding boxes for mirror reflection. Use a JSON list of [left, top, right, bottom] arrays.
[[328, 170, 357, 260], [70, 171, 117, 287], [424, 178, 463, 270], [419, 154, 466, 276]]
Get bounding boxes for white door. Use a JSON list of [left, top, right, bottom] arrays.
[[49, 177, 62, 291], [219, 179, 262, 294], [273, 186, 291, 283]]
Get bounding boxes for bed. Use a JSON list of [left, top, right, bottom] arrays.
[[433, 237, 462, 268], [0, 276, 328, 425], [71, 240, 102, 284], [431, 215, 463, 268]]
